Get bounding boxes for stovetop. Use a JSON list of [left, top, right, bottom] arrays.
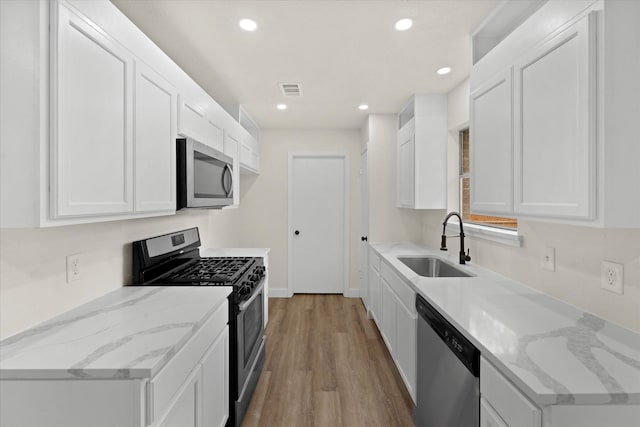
[[163, 257, 254, 284]]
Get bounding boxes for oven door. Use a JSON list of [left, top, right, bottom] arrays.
[[236, 279, 265, 400]]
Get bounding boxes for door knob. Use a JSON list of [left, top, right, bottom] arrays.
[[361, 236, 368, 242], [294, 230, 300, 235]]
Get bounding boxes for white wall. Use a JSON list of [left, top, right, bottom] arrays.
[[226, 129, 362, 295], [422, 79, 640, 332], [366, 115, 424, 243], [0, 209, 239, 339]]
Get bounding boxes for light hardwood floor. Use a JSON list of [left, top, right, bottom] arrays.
[[241, 295, 415, 427]]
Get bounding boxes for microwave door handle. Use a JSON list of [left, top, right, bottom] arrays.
[[223, 164, 233, 198]]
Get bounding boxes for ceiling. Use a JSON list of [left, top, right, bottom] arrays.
[[112, 0, 498, 130]]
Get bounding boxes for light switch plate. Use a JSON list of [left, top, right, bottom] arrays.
[[541, 247, 555, 271], [601, 261, 623, 294]]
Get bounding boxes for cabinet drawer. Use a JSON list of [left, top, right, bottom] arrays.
[[480, 357, 541, 427], [368, 247, 381, 272], [481, 397, 508, 427], [147, 302, 228, 425], [381, 262, 415, 315]]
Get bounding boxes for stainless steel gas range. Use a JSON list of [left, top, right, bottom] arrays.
[[132, 227, 265, 427]]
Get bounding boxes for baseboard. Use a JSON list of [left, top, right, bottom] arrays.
[[268, 288, 293, 298], [268, 288, 360, 298], [344, 288, 360, 298]]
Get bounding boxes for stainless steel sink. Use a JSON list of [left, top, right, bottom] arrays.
[[397, 256, 473, 278]]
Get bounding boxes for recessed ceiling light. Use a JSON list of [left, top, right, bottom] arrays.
[[239, 19, 257, 32], [395, 18, 413, 31], [358, 104, 369, 111], [277, 104, 287, 110], [436, 67, 452, 75]]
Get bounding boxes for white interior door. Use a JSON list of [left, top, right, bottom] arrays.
[[360, 150, 369, 305], [289, 153, 347, 294]]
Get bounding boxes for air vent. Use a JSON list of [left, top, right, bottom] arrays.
[[279, 82, 303, 97]]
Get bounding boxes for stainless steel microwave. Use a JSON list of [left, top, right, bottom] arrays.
[[176, 137, 234, 210]]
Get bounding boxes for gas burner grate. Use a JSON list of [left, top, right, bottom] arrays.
[[163, 257, 254, 284]]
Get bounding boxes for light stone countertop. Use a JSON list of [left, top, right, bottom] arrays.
[[200, 247, 270, 258], [0, 286, 231, 380], [371, 242, 640, 406]]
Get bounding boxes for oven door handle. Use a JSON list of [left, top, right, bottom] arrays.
[[238, 279, 265, 313]]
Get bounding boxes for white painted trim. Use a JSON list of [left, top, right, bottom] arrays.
[[445, 221, 522, 247], [267, 288, 293, 298], [287, 152, 350, 296], [344, 288, 361, 298]]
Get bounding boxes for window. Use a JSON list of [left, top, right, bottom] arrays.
[[459, 129, 517, 229]]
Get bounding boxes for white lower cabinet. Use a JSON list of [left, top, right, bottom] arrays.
[[380, 276, 396, 353], [481, 357, 541, 427], [395, 298, 417, 401], [201, 326, 229, 427], [370, 256, 417, 404], [368, 247, 382, 325], [368, 264, 381, 326], [158, 365, 202, 427], [0, 304, 229, 427], [481, 397, 509, 427]]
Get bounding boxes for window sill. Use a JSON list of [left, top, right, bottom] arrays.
[[445, 222, 523, 248]]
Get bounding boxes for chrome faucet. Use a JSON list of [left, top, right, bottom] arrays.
[[440, 212, 471, 265]]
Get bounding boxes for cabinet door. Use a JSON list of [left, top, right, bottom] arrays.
[[395, 300, 417, 404], [470, 69, 513, 214], [513, 13, 596, 219], [134, 61, 177, 213], [480, 398, 508, 427], [380, 277, 396, 356], [368, 265, 381, 326], [201, 326, 229, 427], [177, 96, 223, 151], [158, 365, 202, 427], [52, 2, 133, 217], [397, 133, 415, 208]]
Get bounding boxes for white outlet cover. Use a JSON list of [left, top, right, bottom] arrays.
[[66, 254, 82, 283], [541, 247, 555, 271], [601, 261, 623, 294]]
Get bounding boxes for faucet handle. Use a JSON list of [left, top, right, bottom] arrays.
[[464, 248, 471, 262]]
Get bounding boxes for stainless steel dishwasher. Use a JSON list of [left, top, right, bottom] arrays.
[[414, 294, 480, 427]]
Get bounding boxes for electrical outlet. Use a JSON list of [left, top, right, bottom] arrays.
[[601, 261, 623, 294], [66, 254, 82, 283], [541, 247, 555, 271]]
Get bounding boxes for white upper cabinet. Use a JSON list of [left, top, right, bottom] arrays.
[[52, 1, 134, 217], [470, 69, 513, 214], [471, 0, 639, 227], [134, 61, 177, 213], [397, 121, 415, 207], [239, 132, 260, 175], [396, 95, 447, 209], [513, 13, 596, 219], [1, 0, 254, 227], [177, 96, 224, 152]]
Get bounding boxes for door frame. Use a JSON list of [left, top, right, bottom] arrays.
[[287, 152, 350, 296]]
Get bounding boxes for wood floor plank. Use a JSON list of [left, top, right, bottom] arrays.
[[241, 295, 414, 427]]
